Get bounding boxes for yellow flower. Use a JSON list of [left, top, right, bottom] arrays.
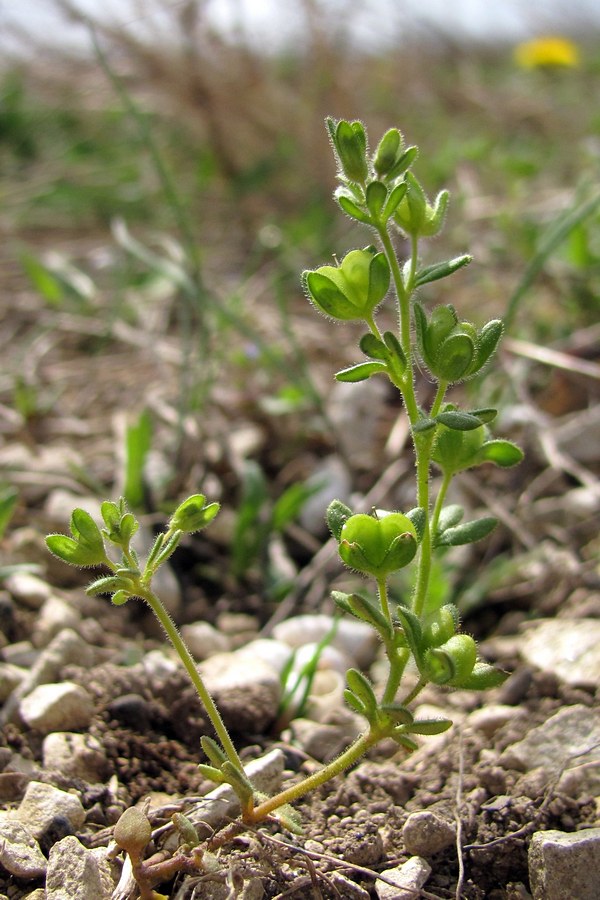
[[514, 35, 580, 69]]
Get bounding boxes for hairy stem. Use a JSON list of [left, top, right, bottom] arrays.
[[248, 728, 381, 822], [137, 586, 245, 776]]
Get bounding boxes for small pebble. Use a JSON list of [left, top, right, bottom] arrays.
[[0, 818, 47, 878], [181, 621, 230, 660], [33, 595, 81, 647], [0, 662, 27, 702], [376, 857, 432, 900], [529, 827, 600, 900], [42, 732, 111, 783], [403, 810, 456, 856], [4, 572, 53, 610], [15, 781, 86, 842], [19, 681, 94, 733], [46, 835, 115, 899]]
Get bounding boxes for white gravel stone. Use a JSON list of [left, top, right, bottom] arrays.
[[402, 810, 456, 856], [520, 618, 600, 686], [0, 662, 28, 702], [42, 732, 110, 783], [237, 638, 293, 676], [272, 614, 379, 669], [0, 817, 47, 878], [529, 828, 600, 900], [181, 621, 230, 660], [299, 454, 352, 533], [33, 595, 81, 646], [15, 781, 86, 840], [3, 571, 53, 610], [199, 650, 282, 731], [468, 704, 516, 738], [19, 681, 94, 733], [375, 856, 432, 900], [0, 628, 92, 726], [46, 835, 115, 899], [500, 705, 600, 794]]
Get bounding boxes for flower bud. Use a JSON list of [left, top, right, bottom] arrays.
[[424, 634, 477, 686], [328, 118, 368, 184], [304, 247, 390, 322], [338, 511, 417, 578], [169, 494, 220, 533]]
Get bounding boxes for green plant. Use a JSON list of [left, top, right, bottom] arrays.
[[45, 119, 523, 886]]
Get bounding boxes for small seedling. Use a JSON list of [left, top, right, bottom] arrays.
[[46, 119, 523, 889]]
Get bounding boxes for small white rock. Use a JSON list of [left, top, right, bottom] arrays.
[[237, 638, 293, 676], [0, 662, 28, 702], [468, 704, 515, 738], [272, 614, 379, 669], [46, 835, 115, 899], [402, 811, 455, 856], [19, 681, 94, 733], [15, 781, 86, 841], [529, 827, 600, 900], [42, 732, 110, 783], [0, 818, 47, 878], [4, 572, 53, 610], [500, 705, 600, 794], [520, 619, 600, 687], [181, 621, 230, 660], [33, 595, 81, 646], [375, 857, 432, 900]]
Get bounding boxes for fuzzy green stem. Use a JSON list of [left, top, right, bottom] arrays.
[[377, 227, 419, 424], [249, 728, 381, 822], [137, 586, 245, 776]]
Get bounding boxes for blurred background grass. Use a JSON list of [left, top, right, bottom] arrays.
[[2, 1, 599, 333]]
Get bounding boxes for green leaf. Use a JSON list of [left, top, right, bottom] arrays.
[[373, 128, 402, 176], [455, 661, 509, 691], [123, 409, 152, 510], [415, 254, 472, 288], [86, 576, 127, 596], [366, 180, 388, 218], [20, 251, 65, 307], [383, 330, 407, 374], [437, 516, 497, 547], [471, 320, 503, 374], [408, 717, 453, 735], [469, 407, 498, 425], [326, 500, 353, 541], [437, 504, 464, 531], [477, 440, 524, 468], [343, 689, 367, 716], [380, 703, 413, 726], [386, 145, 418, 180], [359, 333, 388, 360], [336, 194, 371, 225], [100, 500, 122, 534], [346, 592, 393, 637], [405, 507, 426, 542], [436, 410, 483, 431], [46, 531, 105, 568], [345, 668, 377, 713], [197, 764, 227, 785], [394, 606, 423, 658], [201, 736, 228, 768], [335, 361, 388, 382], [0, 485, 18, 539], [390, 731, 419, 752], [70, 508, 103, 549], [412, 417, 437, 433], [381, 181, 408, 220], [170, 494, 220, 533]]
